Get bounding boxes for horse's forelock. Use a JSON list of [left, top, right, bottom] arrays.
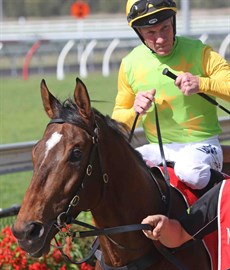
[[58, 98, 86, 125], [53, 98, 131, 143]]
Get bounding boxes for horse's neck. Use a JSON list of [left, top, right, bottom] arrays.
[[89, 130, 167, 265], [92, 133, 164, 229]]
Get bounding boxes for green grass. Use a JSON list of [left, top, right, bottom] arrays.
[[0, 72, 118, 144], [1, 72, 229, 144], [0, 72, 118, 212], [0, 71, 229, 211]]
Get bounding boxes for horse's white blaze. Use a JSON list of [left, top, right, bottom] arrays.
[[45, 132, 63, 158], [39, 132, 63, 168]]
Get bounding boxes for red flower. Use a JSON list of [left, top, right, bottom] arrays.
[[28, 262, 47, 270], [0, 225, 96, 269], [80, 262, 95, 270]]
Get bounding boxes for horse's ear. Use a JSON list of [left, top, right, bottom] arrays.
[[74, 78, 91, 119], [40, 79, 60, 119]]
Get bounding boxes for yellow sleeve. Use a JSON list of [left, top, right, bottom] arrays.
[[112, 61, 140, 129], [199, 47, 230, 102]]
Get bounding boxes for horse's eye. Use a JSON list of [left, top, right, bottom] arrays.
[[69, 147, 82, 163]]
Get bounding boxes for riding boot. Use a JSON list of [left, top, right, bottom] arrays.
[[196, 169, 225, 197]]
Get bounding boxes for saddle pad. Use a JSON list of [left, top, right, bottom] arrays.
[[159, 166, 218, 270]]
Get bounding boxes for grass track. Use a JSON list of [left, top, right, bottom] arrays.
[[0, 72, 118, 211], [0, 72, 229, 210], [0, 72, 118, 144]]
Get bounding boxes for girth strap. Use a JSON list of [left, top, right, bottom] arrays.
[[95, 250, 158, 270], [153, 241, 189, 270]]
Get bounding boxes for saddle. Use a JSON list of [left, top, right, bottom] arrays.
[[150, 166, 218, 270]]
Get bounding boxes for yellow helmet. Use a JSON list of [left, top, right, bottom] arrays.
[[126, 0, 177, 28]]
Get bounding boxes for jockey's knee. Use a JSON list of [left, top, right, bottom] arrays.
[[145, 160, 156, 167], [136, 144, 162, 165], [174, 163, 211, 190]]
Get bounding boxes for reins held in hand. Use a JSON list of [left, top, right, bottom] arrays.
[[162, 68, 230, 115]]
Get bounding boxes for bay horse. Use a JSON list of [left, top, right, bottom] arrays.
[[12, 78, 212, 269]]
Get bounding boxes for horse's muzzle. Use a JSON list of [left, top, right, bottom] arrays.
[[12, 221, 52, 257], [12, 221, 44, 240]]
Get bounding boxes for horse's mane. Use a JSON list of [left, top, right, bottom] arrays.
[[56, 98, 129, 139], [55, 98, 146, 166], [93, 107, 147, 166], [93, 108, 130, 140]]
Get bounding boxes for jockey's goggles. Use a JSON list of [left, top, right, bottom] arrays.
[[127, 0, 176, 27]]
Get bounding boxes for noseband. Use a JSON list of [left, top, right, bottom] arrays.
[[47, 118, 155, 265], [48, 117, 109, 218], [47, 117, 187, 270]]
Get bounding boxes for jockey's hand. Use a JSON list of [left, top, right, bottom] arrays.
[[141, 215, 192, 248], [141, 215, 168, 241], [134, 89, 156, 115], [175, 72, 199, 96]]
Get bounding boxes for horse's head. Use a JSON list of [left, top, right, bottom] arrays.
[[12, 78, 104, 257]]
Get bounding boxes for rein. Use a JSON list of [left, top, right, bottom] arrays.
[[162, 68, 230, 115], [128, 106, 190, 270], [48, 108, 190, 270], [128, 104, 171, 216], [49, 115, 188, 269], [48, 117, 154, 267]]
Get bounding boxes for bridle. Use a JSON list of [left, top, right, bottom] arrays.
[[47, 115, 188, 270], [48, 117, 109, 193], [48, 117, 157, 267]]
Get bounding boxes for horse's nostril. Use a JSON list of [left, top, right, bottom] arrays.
[[26, 222, 44, 240], [12, 224, 24, 240]]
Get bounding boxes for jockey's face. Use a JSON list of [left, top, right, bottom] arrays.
[[138, 18, 174, 56]]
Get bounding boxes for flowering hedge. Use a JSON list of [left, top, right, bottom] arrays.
[[0, 226, 95, 270]]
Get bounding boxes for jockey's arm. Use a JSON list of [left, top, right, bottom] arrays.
[[174, 47, 230, 101], [142, 215, 192, 248], [199, 47, 230, 102], [112, 62, 156, 129], [112, 62, 139, 129], [142, 181, 223, 247]]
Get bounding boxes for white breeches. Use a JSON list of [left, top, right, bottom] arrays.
[[136, 136, 223, 190]]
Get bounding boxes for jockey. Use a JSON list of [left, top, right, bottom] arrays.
[[142, 179, 230, 270], [112, 0, 230, 194]]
